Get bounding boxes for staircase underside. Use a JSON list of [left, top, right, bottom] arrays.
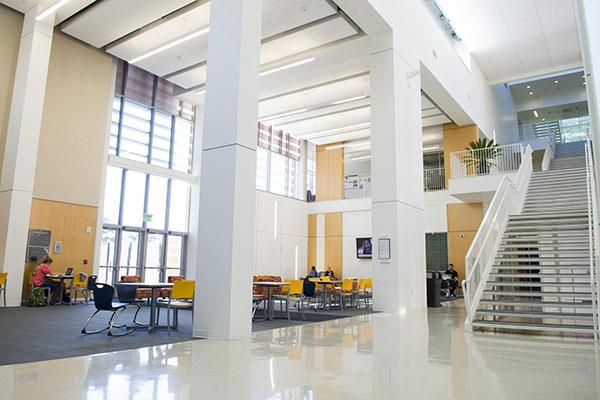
[[472, 148, 594, 337]]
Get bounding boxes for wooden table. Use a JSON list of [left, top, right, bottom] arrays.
[[314, 280, 342, 310], [253, 282, 290, 320], [47, 274, 74, 305], [117, 282, 174, 332]]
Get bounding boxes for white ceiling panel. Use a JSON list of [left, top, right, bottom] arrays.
[[1, 0, 96, 24], [435, 0, 582, 83], [262, 0, 337, 37], [167, 65, 207, 90], [310, 129, 371, 146], [259, 74, 369, 116], [61, 0, 195, 48], [279, 107, 371, 138], [261, 15, 357, 65], [423, 114, 452, 128], [107, 2, 210, 63]]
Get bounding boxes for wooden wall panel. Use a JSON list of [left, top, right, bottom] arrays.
[[446, 202, 483, 281], [324, 212, 343, 278], [23, 198, 98, 298], [316, 143, 344, 201], [443, 123, 478, 186]]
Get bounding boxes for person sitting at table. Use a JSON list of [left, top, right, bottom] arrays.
[[324, 268, 336, 279], [308, 266, 318, 278], [445, 263, 459, 297], [33, 256, 60, 304]]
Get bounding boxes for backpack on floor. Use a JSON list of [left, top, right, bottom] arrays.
[[28, 287, 48, 307]]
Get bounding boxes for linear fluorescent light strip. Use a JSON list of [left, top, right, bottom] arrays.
[[196, 89, 206, 96], [326, 140, 370, 151], [350, 155, 371, 161], [303, 122, 370, 140], [260, 57, 315, 77], [332, 95, 367, 105], [36, 0, 74, 21], [534, 110, 539, 118], [262, 108, 309, 121], [130, 27, 210, 64], [423, 145, 441, 151]]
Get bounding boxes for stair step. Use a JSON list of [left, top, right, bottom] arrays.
[[510, 212, 587, 219], [493, 265, 589, 271], [505, 227, 589, 233], [497, 247, 589, 253], [476, 309, 593, 320], [482, 290, 592, 298], [507, 219, 588, 226], [488, 281, 592, 287], [489, 273, 590, 279], [501, 236, 588, 243], [479, 299, 593, 308], [472, 320, 593, 333]]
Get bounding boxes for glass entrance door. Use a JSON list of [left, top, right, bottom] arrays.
[[144, 233, 165, 283], [99, 228, 118, 284], [119, 230, 141, 279]]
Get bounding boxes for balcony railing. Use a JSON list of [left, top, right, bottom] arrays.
[[450, 143, 523, 179], [423, 167, 445, 191]]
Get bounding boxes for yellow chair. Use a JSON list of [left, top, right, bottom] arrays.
[[273, 279, 305, 320], [0, 272, 7, 307], [70, 272, 90, 304], [157, 279, 195, 331], [336, 278, 355, 309]]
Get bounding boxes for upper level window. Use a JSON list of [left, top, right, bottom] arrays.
[[256, 122, 304, 200]]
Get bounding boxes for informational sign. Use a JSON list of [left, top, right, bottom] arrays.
[[26, 229, 51, 262], [378, 237, 391, 262], [53, 240, 62, 254]]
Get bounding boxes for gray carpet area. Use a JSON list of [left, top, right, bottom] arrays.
[[0, 303, 374, 366]]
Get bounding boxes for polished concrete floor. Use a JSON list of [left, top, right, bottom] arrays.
[[0, 301, 598, 400]]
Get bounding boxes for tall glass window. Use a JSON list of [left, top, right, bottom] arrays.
[[100, 62, 193, 283]]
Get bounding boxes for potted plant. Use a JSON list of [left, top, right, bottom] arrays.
[[461, 138, 502, 175]]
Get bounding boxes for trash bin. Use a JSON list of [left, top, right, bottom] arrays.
[[426, 272, 442, 308]]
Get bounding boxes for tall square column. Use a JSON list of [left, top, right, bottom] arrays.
[[0, 7, 54, 306], [370, 32, 426, 313], [193, 0, 262, 339]]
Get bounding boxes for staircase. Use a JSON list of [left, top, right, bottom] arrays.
[[472, 142, 594, 336]]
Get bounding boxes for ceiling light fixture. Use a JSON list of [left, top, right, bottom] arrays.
[[325, 140, 370, 151], [529, 92, 533, 96], [332, 95, 368, 105], [260, 57, 316, 77], [526, 85, 531, 89], [130, 27, 210, 64], [36, 0, 74, 21], [261, 108, 309, 121], [423, 145, 441, 152], [534, 110, 539, 118], [195, 89, 206, 96], [554, 80, 559, 84], [303, 122, 370, 139], [350, 155, 371, 161]]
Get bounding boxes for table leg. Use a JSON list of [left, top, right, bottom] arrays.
[[321, 285, 326, 310], [267, 287, 274, 321], [57, 279, 65, 305], [149, 288, 158, 332]]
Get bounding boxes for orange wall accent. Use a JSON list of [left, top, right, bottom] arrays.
[[324, 212, 343, 278], [316, 143, 344, 201], [443, 123, 478, 186], [446, 202, 484, 281], [307, 214, 316, 271]]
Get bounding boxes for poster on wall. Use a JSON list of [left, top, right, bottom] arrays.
[[378, 237, 391, 262], [26, 229, 51, 262]]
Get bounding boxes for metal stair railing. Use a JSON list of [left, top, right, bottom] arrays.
[[462, 145, 533, 330], [584, 139, 600, 341]]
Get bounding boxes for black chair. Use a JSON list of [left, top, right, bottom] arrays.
[[115, 282, 148, 326], [81, 283, 134, 336]]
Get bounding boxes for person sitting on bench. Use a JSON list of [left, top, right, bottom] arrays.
[[445, 263, 459, 297]]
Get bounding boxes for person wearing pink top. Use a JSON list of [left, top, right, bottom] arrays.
[[33, 256, 59, 303]]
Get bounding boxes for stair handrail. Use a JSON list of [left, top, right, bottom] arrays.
[[462, 145, 533, 329], [584, 140, 600, 341]]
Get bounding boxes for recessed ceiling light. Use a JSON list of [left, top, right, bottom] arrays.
[[529, 92, 533, 95], [130, 27, 210, 64], [259, 57, 316, 77], [36, 0, 74, 21], [554, 80, 559, 84], [542, 118, 546, 121], [332, 95, 367, 105], [534, 110, 539, 118], [526, 85, 531, 89]]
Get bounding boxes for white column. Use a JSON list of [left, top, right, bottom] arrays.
[[370, 32, 426, 313], [578, 0, 600, 173], [0, 7, 54, 306], [193, 0, 262, 339]]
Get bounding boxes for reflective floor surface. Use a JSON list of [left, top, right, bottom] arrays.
[[1, 301, 598, 400]]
